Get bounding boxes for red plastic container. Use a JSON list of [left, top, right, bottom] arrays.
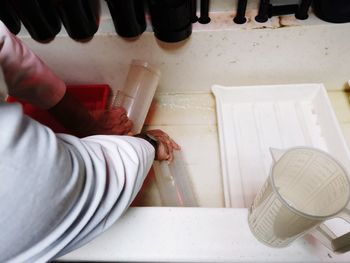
[[7, 84, 110, 134]]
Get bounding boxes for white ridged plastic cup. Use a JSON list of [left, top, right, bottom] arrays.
[[248, 147, 350, 253]]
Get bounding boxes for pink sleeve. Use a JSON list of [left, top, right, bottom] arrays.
[[0, 21, 66, 109]]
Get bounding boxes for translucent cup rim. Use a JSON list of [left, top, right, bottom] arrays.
[[269, 146, 350, 220], [131, 59, 161, 76]]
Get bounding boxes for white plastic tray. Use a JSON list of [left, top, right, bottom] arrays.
[[212, 83, 350, 208]]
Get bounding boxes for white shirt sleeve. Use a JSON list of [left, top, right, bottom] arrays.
[[0, 21, 66, 109], [0, 102, 155, 262]]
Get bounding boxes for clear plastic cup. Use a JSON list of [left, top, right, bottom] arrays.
[[112, 60, 160, 134], [248, 147, 350, 253]]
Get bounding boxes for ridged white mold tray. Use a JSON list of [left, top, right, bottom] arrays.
[[212, 83, 350, 208]]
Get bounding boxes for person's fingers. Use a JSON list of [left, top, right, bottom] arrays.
[[159, 135, 180, 151], [161, 134, 169, 140], [88, 108, 134, 135], [157, 142, 170, 161], [119, 113, 128, 125], [161, 133, 179, 148], [105, 109, 129, 129], [167, 148, 174, 163], [93, 111, 118, 127], [114, 113, 126, 125], [170, 138, 181, 150], [110, 121, 132, 135], [109, 108, 127, 124], [147, 129, 163, 137], [165, 139, 174, 154], [102, 117, 115, 129], [146, 130, 180, 161], [113, 107, 127, 116], [124, 120, 133, 133]]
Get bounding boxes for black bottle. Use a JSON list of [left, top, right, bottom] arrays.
[[313, 0, 350, 23], [55, 0, 100, 40], [12, 0, 61, 42], [0, 0, 21, 35], [147, 0, 192, 43], [106, 0, 146, 38]]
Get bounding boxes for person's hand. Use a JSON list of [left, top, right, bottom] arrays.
[[89, 107, 133, 135], [49, 91, 132, 137], [146, 129, 181, 163]]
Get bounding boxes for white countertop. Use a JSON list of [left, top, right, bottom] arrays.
[[60, 207, 350, 262]]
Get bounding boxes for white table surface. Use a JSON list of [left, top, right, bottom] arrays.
[[60, 207, 350, 262]]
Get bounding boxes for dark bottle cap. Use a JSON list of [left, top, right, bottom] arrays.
[[295, 0, 313, 20], [56, 0, 100, 41], [0, 0, 21, 34], [106, 0, 146, 38], [153, 25, 192, 43], [313, 0, 350, 23], [12, 0, 61, 42], [148, 0, 192, 43]]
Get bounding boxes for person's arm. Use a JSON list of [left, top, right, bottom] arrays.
[[55, 129, 180, 256], [1, 19, 181, 262], [0, 102, 179, 262], [48, 92, 133, 137], [0, 103, 87, 262], [0, 21, 133, 137], [0, 21, 65, 109]]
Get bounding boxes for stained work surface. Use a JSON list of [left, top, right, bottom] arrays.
[[134, 93, 223, 208]]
